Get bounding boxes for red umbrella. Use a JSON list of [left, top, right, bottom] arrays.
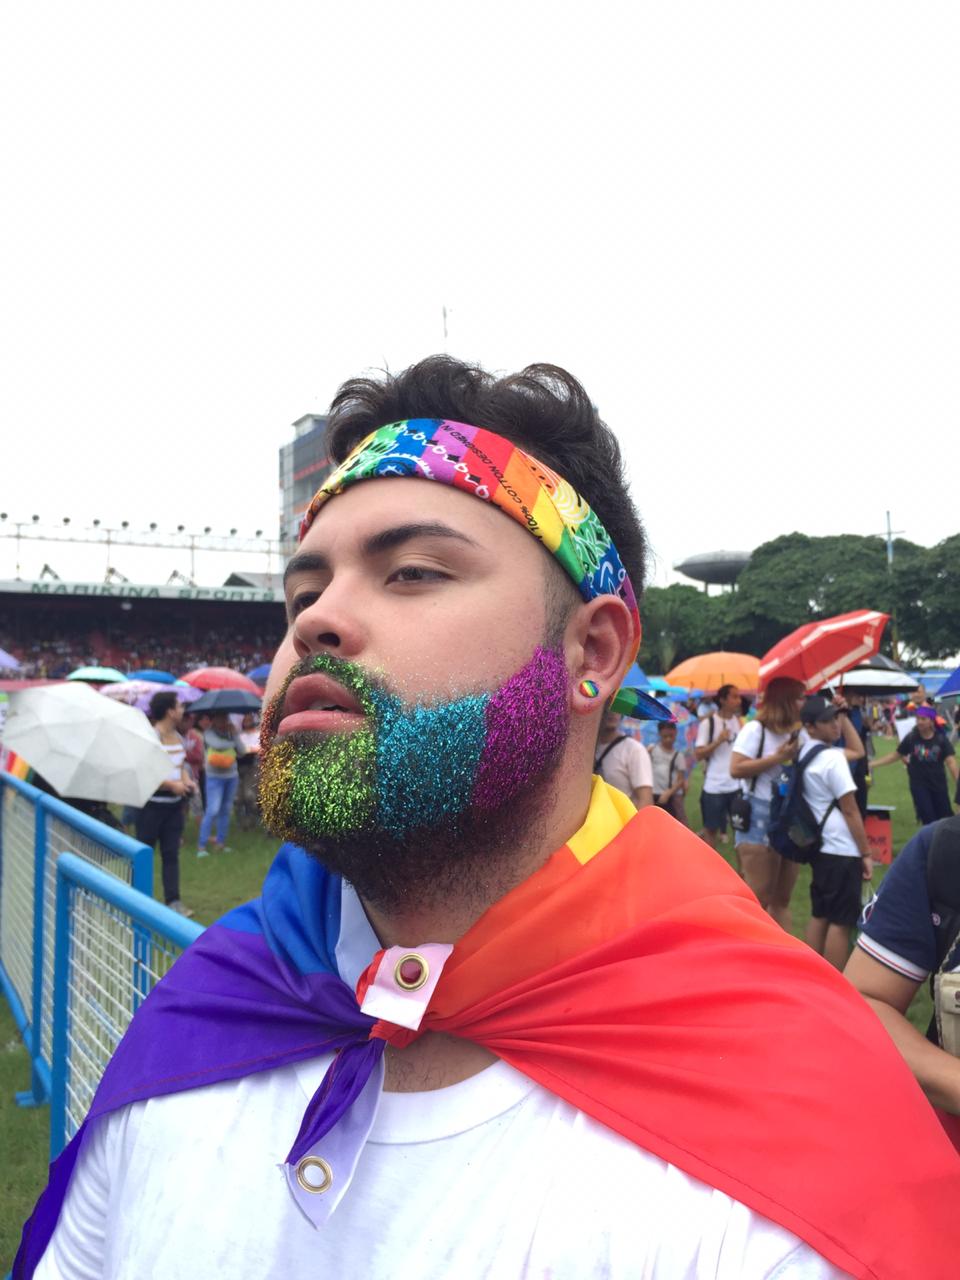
[[181, 666, 262, 695], [758, 610, 889, 693]]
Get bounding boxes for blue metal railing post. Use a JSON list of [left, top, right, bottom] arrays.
[[49, 858, 74, 1160], [15, 797, 49, 1107]]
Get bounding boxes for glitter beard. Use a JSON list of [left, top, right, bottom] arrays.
[[258, 647, 570, 852]]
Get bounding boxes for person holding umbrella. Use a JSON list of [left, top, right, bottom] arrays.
[[136, 691, 197, 917]]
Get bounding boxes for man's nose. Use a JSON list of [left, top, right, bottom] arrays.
[[290, 581, 365, 661]]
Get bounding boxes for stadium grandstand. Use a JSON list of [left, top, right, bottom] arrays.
[[0, 577, 286, 679]]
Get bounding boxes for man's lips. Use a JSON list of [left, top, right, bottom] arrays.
[[277, 673, 367, 736]]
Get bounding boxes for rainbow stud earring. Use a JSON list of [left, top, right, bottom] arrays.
[[578, 679, 600, 699]]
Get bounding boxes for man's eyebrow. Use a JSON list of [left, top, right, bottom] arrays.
[[283, 524, 480, 587], [283, 552, 328, 586], [361, 522, 481, 556]]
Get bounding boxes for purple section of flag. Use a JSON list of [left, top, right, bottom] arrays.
[[16, 919, 381, 1277]]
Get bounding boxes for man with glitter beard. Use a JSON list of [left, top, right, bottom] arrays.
[[19, 358, 960, 1280]]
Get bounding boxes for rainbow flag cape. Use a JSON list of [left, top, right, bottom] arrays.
[[16, 798, 960, 1278]]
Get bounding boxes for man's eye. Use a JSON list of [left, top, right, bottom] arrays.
[[289, 591, 320, 616], [388, 566, 447, 584]]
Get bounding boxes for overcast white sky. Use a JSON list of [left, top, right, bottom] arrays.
[[2, 3, 957, 590]]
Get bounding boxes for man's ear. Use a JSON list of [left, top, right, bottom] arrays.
[[566, 597, 637, 718]]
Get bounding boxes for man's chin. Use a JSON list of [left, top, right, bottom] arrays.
[[300, 793, 553, 913]]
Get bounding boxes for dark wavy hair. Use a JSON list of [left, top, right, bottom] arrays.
[[147, 691, 178, 723], [325, 355, 648, 601]]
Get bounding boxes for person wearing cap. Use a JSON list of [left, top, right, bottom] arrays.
[[873, 704, 958, 826], [19, 358, 959, 1280], [797, 695, 872, 969]]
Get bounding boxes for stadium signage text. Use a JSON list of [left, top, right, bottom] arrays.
[[0, 580, 281, 604]]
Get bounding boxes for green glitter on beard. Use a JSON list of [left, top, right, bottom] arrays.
[[258, 654, 380, 841]]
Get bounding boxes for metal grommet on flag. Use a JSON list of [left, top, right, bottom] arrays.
[[394, 953, 429, 991], [296, 1155, 333, 1194]]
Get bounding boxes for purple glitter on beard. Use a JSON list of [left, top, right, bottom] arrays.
[[471, 645, 570, 809]]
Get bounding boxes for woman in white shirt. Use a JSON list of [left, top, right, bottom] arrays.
[[729, 678, 805, 930]]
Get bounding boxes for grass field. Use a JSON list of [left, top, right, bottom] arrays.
[[0, 739, 934, 1269]]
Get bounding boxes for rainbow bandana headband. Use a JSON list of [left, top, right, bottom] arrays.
[[301, 418, 637, 626], [299, 418, 670, 723]]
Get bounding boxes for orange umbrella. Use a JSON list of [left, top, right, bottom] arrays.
[[665, 652, 760, 694]]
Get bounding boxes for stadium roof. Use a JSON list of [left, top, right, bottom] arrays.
[[0, 578, 282, 603]]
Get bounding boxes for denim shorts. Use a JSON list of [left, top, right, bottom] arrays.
[[734, 793, 773, 848], [700, 789, 738, 833]]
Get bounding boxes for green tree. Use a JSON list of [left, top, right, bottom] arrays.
[[640, 532, 957, 671], [894, 534, 960, 662], [638, 584, 723, 671], [724, 532, 905, 655]]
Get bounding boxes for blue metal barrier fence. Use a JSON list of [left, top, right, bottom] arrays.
[[0, 772, 153, 1106], [51, 853, 204, 1158]]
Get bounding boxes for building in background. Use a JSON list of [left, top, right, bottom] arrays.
[[279, 414, 330, 549]]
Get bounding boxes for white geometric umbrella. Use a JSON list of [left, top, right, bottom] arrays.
[[830, 668, 920, 694], [4, 682, 173, 806]]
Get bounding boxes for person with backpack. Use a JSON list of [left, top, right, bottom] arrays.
[[728, 677, 805, 930], [845, 815, 960, 1138], [795, 696, 872, 969], [594, 707, 653, 808]]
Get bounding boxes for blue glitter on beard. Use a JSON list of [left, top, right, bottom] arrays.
[[368, 687, 489, 838]]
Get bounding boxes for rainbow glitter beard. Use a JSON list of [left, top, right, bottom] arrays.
[[258, 646, 570, 847]]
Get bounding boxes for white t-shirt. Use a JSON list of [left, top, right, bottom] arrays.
[[35, 879, 843, 1280], [731, 722, 790, 804], [799, 740, 858, 857], [649, 741, 687, 795], [695, 714, 742, 794], [150, 737, 186, 805], [595, 735, 653, 799], [36, 1056, 842, 1280]]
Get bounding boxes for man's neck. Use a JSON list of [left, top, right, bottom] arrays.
[[361, 764, 594, 950], [362, 758, 596, 1093]]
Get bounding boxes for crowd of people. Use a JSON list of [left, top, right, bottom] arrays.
[[0, 628, 278, 681], [596, 682, 959, 971]]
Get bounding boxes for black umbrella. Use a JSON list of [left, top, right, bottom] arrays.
[[188, 688, 262, 715]]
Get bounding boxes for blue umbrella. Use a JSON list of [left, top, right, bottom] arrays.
[[128, 669, 177, 684], [189, 688, 263, 715], [247, 663, 272, 683], [938, 665, 960, 699]]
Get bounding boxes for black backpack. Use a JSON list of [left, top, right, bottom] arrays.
[[768, 743, 837, 863], [924, 814, 960, 1044]]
